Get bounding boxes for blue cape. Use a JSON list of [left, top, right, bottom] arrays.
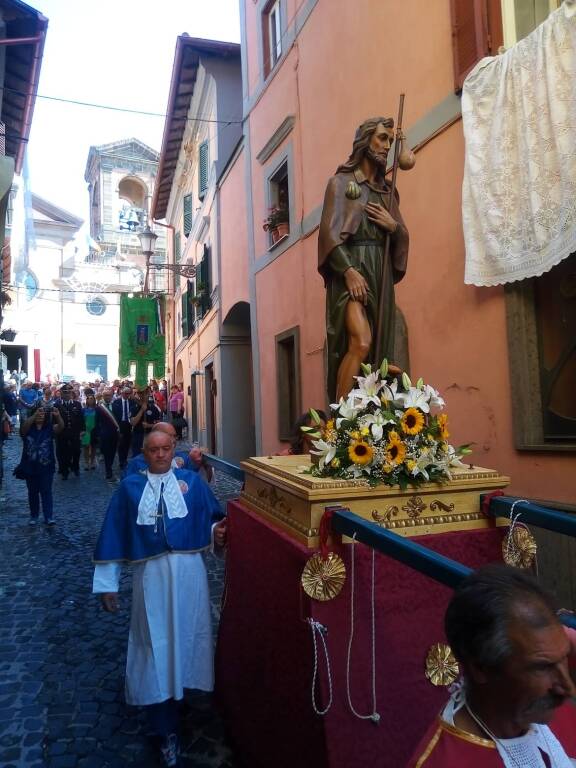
[[122, 450, 194, 478], [93, 469, 224, 564]]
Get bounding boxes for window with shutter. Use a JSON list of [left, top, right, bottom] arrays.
[[198, 141, 209, 200], [183, 194, 193, 236], [450, 0, 502, 92], [181, 292, 188, 338], [199, 244, 212, 315], [174, 231, 181, 263]]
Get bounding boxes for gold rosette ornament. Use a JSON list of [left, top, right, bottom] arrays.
[[301, 552, 346, 601], [502, 523, 537, 569], [425, 643, 459, 687]]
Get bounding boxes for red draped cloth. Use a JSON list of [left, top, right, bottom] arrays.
[[215, 501, 504, 768]]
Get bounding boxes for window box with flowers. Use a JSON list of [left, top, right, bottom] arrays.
[[263, 206, 289, 246]]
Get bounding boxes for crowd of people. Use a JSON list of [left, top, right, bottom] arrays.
[[1, 376, 200, 526], [5, 379, 576, 768]]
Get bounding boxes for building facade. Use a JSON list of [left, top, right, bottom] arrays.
[[84, 138, 167, 294], [235, 0, 573, 506], [152, 36, 254, 462]]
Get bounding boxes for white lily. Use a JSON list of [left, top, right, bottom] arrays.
[[398, 386, 431, 413], [380, 377, 401, 406], [332, 395, 362, 428], [423, 384, 445, 409], [310, 438, 336, 470], [351, 371, 383, 407], [447, 445, 467, 469], [360, 411, 395, 441]]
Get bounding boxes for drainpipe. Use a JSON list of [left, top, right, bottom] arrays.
[[151, 219, 176, 385]]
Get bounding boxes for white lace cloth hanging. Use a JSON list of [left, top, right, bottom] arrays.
[[462, 1, 576, 286]]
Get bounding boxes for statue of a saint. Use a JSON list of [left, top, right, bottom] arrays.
[[318, 117, 409, 402]]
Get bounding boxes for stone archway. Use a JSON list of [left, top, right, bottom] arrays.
[[175, 359, 184, 388], [219, 301, 256, 462]]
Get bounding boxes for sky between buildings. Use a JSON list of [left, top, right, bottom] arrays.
[[27, 0, 241, 223]]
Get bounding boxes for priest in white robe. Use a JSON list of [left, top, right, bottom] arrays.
[[93, 430, 226, 767]]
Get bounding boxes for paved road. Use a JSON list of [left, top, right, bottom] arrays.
[[0, 433, 242, 768]]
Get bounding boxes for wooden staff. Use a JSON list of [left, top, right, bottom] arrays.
[[374, 93, 405, 361]]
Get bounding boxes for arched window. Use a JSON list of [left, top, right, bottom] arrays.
[[86, 296, 107, 316], [16, 269, 38, 302], [118, 176, 148, 232]]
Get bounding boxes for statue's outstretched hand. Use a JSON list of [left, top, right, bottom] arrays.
[[344, 267, 369, 305], [365, 202, 397, 233]]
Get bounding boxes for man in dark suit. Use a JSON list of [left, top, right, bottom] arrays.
[[95, 388, 120, 480], [112, 386, 140, 470], [54, 384, 86, 479]]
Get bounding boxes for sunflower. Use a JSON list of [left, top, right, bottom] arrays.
[[437, 414, 450, 441], [348, 440, 374, 465], [386, 432, 406, 465], [401, 407, 425, 436]]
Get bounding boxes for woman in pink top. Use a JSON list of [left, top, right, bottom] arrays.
[[169, 386, 184, 438]]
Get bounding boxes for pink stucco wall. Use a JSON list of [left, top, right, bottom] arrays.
[[219, 149, 250, 320], [244, 0, 575, 504]]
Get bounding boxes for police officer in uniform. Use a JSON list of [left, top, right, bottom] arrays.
[[54, 384, 86, 479]]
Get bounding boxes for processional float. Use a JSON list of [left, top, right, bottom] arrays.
[[214, 96, 575, 768]]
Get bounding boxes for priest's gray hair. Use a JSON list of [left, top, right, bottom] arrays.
[[445, 564, 559, 671]]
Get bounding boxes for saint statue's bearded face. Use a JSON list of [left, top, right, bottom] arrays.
[[366, 122, 394, 170]]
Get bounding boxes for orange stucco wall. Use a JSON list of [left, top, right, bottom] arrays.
[[243, 0, 575, 503]]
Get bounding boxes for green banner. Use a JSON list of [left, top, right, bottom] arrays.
[[118, 295, 165, 387]]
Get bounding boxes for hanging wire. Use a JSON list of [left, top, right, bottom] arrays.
[[0, 84, 242, 125]]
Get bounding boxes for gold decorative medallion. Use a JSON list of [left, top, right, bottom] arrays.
[[402, 496, 427, 519], [301, 553, 346, 601], [425, 643, 459, 687], [502, 523, 537, 569], [345, 180, 361, 200]]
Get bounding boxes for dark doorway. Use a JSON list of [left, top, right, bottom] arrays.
[[205, 363, 217, 454], [86, 354, 108, 381], [3, 344, 28, 378], [189, 374, 199, 443]]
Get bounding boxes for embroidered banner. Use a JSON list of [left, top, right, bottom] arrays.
[[118, 295, 165, 387]]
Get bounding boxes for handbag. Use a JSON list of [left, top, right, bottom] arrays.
[[13, 463, 28, 480], [13, 443, 29, 480]]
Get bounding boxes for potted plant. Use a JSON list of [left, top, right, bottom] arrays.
[[275, 206, 290, 239], [263, 206, 289, 243]]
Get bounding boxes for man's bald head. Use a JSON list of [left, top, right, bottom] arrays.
[[152, 422, 177, 441], [143, 430, 175, 474]]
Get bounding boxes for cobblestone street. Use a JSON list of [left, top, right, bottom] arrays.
[[0, 434, 242, 768]]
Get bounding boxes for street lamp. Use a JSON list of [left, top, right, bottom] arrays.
[[138, 225, 158, 257], [138, 225, 196, 293]]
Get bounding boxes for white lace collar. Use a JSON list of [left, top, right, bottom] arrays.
[[137, 470, 189, 526], [442, 685, 575, 767]]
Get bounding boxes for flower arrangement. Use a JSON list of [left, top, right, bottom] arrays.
[[304, 361, 471, 489], [262, 206, 289, 232]]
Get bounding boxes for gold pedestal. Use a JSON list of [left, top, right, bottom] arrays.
[[240, 455, 510, 548]]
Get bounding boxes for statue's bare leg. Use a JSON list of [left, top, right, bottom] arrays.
[[335, 301, 371, 401]]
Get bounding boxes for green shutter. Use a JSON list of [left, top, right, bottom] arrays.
[[174, 231, 181, 262], [183, 194, 193, 236], [181, 292, 188, 337], [199, 245, 212, 314], [198, 141, 209, 199]]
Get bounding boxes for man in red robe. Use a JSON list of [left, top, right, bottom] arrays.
[[408, 565, 576, 767]]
